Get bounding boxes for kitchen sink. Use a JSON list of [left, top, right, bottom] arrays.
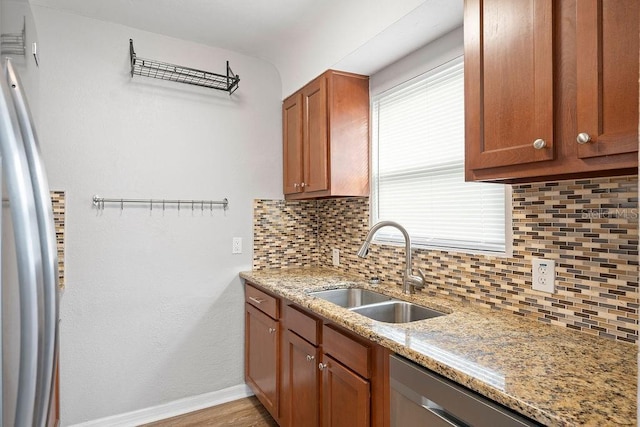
[[308, 288, 393, 308], [350, 301, 445, 323], [309, 287, 446, 323]]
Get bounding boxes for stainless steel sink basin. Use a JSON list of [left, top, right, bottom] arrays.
[[309, 287, 447, 323], [308, 288, 393, 308], [350, 301, 445, 323]]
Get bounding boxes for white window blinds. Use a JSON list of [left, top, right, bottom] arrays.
[[371, 56, 508, 253]]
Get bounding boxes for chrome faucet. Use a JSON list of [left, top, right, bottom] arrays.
[[357, 221, 426, 294]]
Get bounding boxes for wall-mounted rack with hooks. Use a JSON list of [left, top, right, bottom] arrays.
[[1, 17, 25, 56], [129, 39, 240, 94], [92, 195, 229, 212]]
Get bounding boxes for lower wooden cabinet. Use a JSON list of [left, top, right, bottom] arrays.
[[283, 331, 320, 426], [245, 282, 389, 427], [320, 354, 370, 427], [47, 359, 60, 427], [245, 303, 280, 421]]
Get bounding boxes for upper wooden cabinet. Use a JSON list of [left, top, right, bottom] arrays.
[[575, 0, 639, 159], [465, 0, 554, 171], [283, 70, 370, 199], [465, 0, 638, 183], [283, 94, 304, 195]]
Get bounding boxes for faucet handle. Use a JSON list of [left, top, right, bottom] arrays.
[[417, 269, 427, 286]]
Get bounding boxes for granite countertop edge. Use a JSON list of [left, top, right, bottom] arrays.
[[240, 267, 637, 427]]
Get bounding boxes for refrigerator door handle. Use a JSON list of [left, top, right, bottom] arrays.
[[0, 59, 44, 427], [5, 58, 58, 427]]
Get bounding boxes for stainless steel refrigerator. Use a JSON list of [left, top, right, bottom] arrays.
[[0, 49, 59, 427]]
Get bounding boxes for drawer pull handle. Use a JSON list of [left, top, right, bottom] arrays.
[[249, 297, 265, 304], [318, 362, 327, 371], [576, 132, 592, 144], [268, 327, 276, 334], [306, 355, 315, 362], [532, 138, 546, 149]]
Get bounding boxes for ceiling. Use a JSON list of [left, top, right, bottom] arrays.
[[29, 0, 324, 57], [28, 0, 463, 93]]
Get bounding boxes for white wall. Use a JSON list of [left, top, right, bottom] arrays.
[[2, 0, 40, 118], [370, 26, 463, 96], [32, 6, 282, 425], [275, 0, 425, 98]]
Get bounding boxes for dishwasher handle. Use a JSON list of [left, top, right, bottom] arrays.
[[391, 377, 469, 427], [421, 400, 469, 427]]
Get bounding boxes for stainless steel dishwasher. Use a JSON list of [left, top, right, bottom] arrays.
[[390, 355, 541, 427]]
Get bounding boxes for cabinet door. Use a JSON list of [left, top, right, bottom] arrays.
[[283, 93, 304, 194], [465, 0, 554, 173], [321, 355, 370, 427], [302, 76, 329, 193], [576, 0, 639, 158], [284, 331, 320, 427], [245, 304, 279, 420]]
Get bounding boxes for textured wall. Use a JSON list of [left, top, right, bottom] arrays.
[[34, 6, 283, 424], [254, 176, 638, 343]]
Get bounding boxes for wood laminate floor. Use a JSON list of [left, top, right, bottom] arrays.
[[142, 396, 278, 427]]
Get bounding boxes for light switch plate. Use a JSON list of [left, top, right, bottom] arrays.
[[532, 258, 555, 293]]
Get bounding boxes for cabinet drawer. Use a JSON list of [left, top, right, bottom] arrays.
[[285, 305, 321, 345], [245, 283, 279, 319], [322, 325, 370, 379]]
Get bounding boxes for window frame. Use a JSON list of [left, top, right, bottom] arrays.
[[369, 56, 512, 256]]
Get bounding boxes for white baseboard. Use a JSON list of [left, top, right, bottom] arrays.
[[68, 384, 253, 427]]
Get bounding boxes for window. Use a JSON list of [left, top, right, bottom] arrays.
[[371, 56, 508, 253]]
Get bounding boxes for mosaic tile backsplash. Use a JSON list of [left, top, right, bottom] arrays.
[[51, 190, 65, 289], [253, 200, 318, 269], [253, 176, 638, 343]]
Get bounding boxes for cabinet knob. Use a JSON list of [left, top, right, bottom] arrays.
[[306, 355, 315, 362], [293, 183, 299, 188], [532, 139, 546, 150], [268, 327, 276, 334], [318, 362, 327, 371], [300, 182, 306, 188], [576, 133, 592, 144]]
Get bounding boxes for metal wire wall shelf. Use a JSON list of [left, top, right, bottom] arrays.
[[1, 17, 25, 56], [129, 39, 240, 94]]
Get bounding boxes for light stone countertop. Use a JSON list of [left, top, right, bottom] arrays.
[[240, 267, 637, 427]]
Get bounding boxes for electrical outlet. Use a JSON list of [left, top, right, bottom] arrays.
[[232, 237, 242, 254], [532, 258, 555, 293], [332, 248, 340, 266]]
